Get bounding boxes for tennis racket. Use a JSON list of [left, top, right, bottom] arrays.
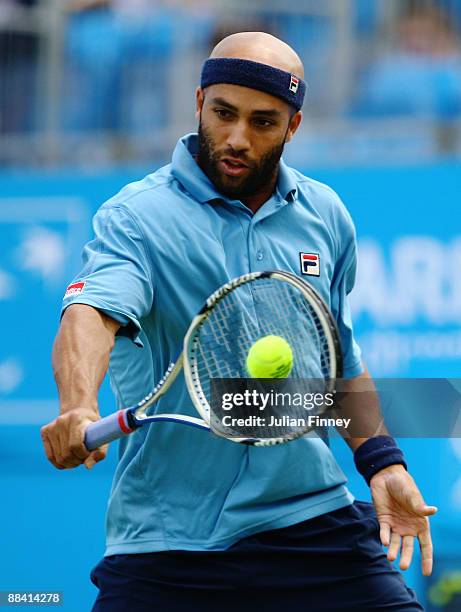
[[84, 270, 343, 450]]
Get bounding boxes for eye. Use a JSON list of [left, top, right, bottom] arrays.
[[253, 118, 275, 128], [214, 108, 233, 120]]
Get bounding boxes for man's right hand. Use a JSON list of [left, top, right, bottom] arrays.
[[45, 304, 119, 470], [41, 408, 108, 470]]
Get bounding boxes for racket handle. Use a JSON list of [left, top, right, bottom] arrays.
[[84, 410, 134, 451]]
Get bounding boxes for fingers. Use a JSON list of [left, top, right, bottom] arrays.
[[420, 505, 438, 516], [402, 484, 438, 517], [399, 535, 414, 571], [387, 531, 401, 563], [380, 469, 437, 518], [84, 445, 108, 470], [379, 522, 391, 547], [57, 421, 82, 469], [41, 408, 104, 470], [408, 493, 438, 516], [379, 519, 434, 576], [41, 426, 65, 470], [418, 521, 434, 577], [68, 416, 95, 466], [41, 430, 63, 470], [374, 470, 436, 576], [385, 532, 415, 572]]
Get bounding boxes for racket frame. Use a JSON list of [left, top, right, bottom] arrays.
[[183, 270, 343, 446], [84, 270, 343, 450]]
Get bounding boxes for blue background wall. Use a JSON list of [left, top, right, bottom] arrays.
[[1, 163, 460, 610]]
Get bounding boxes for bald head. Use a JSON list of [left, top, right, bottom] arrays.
[[210, 32, 304, 79]]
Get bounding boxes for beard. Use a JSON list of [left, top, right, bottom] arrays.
[[197, 121, 286, 200]]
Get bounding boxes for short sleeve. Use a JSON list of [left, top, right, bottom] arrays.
[[61, 205, 154, 345], [330, 220, 363, 379]]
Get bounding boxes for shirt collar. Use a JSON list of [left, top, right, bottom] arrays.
[[171, 133, 298, 205], [277, 157, 298, 203]]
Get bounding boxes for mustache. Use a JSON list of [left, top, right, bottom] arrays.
[[218, 149, 256, 168]]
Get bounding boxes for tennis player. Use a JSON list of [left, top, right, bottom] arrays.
[[41, 32, 436, 611]]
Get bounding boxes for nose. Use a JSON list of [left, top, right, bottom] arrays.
[[226, 121, 251, 154]]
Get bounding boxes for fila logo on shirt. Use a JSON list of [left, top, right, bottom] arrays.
[[289, 75, 299, 93], [300, 253, 320, 277]]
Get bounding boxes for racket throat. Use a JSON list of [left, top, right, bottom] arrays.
[[121, 409, 137, 433]]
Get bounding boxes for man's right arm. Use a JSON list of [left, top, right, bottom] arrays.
[[41, 304, 120, 470]]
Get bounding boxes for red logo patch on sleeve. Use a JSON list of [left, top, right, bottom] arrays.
[[64, 281, 86, 298]]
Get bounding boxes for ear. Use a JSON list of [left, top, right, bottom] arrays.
[[285, 111, 303, 143], [195, 87, 204, 120]]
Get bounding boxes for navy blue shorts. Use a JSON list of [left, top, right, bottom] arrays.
[[91, 501, 423, 611]]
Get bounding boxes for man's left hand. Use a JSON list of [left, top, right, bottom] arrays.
[[370, 464, 437, 576]]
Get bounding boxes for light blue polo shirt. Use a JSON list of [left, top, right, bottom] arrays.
[[63, 133, 363, 555]]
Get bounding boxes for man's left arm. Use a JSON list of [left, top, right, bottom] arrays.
[[328, 196, 437, 575], [339, 366, 437, 576]]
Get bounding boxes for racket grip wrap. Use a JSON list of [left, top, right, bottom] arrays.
[[84, 410, 134, 451]]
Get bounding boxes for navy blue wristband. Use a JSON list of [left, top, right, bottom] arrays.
[[353, 436, 407, 486]]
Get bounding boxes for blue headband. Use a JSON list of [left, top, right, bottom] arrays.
[[201, 58, 306, 111]]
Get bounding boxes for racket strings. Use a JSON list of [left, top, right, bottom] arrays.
[[196, 280, 326, 378], [190, 277, 334, 440], [248, 280, 329, 379]]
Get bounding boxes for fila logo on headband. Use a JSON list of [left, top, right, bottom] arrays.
[[300, 253, 320, 277], [289, 75, 299, 93], [64, 281, 85, 298]]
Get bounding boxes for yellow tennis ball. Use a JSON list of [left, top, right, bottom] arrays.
[[246, 335, 293, 378]]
